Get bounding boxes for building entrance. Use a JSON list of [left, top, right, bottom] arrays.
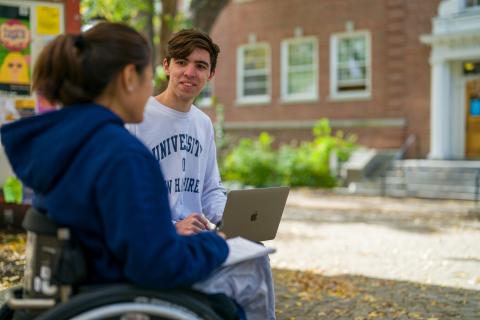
[[465, 75, 480, 159]]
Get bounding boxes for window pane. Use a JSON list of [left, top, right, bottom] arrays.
[[338, 65, 366, 81], [241, 45, 269, 98], [244, 74, 267, 84], [289, 42, 314, 66], [196, 82, 212, 107], [338, 40, 350, 63], [244, 47, 267, 70], [243, 74, 267, 96], [288, 70, 314, 95], [338, 37, 366, 63], [244, 86, 267, 96], [336, 34, 368, 92], [285, 39, 316, 97]]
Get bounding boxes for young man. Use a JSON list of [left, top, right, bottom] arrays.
[[127, 29, 224, 234], [127, 29, 276, 320]]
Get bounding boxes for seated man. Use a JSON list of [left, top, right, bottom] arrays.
[[127, 28, 276, 320]]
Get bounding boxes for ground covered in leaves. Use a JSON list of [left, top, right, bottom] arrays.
[[0, 231, 25, 291], [1, 231, 479, 319], [273, 268, 479, 319]]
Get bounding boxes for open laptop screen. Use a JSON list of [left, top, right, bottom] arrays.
[[217, 186, 290, 242]]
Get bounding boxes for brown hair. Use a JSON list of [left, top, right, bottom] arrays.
[[165, 29, 220, 73], [33, 22, 151, 106]]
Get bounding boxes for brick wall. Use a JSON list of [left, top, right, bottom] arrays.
[[205, 0, 440, 157]]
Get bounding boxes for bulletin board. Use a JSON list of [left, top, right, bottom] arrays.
[[0, 0, 64, 123]]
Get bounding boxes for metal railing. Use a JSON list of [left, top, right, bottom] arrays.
[[380, 134, 417, 197], [394, 134, 417, 160], [475, 170, 480, 203]]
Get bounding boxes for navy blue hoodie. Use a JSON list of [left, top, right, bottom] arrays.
[[1, 104, 228, 288]]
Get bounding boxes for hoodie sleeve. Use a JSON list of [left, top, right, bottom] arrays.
[[95, 149, 228, 289]]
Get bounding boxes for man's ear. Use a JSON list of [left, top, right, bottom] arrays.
[[162, 58, 170, 76], [120, 64, 137, 93], [208, 70, 215, 81]]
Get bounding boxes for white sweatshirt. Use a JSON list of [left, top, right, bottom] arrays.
[[126, 97, 226, 224]]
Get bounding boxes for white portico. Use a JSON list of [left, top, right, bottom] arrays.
[[421, 0, 480, 160]]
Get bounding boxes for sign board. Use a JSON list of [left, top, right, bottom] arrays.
[[0, 0, 64, 123]]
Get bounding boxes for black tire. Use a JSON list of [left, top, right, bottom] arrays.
[[36, 285, 224, 320]]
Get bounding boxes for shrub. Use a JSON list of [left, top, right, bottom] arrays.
[[220, 119, 357, 188], [222, 132, 280, 187]]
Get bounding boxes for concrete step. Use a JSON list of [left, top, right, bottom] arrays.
[[341, 159, 480, 201], [391, 160, 480, 173], [383, 172, 477, 186]]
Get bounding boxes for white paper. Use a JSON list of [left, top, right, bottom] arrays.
[[222, 237, 276, 267]]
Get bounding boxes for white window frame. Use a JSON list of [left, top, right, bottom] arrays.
[[196, 81, 213, 108], [330, 30, 371, 101], [281, 36, 318, 103], [236, 43, 271, 105]]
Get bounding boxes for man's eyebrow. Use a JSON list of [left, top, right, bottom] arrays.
[[194, 59, 210, 67], [175, 57, 210, 67]]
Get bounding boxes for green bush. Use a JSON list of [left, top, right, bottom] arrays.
[[222, 132, 280, 187], [220, 119, 357, 188]]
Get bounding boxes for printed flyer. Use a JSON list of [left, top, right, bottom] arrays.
[[0, 4, 31, 95]]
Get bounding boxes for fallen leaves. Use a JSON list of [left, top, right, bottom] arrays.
[[1, 231, 479, 320], [273, 268, 480, 319], [0, 231, 26, 290]]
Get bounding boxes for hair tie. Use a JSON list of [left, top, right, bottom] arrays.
[[74, 34, 86, 50]]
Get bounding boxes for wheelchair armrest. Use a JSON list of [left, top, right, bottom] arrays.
[[3, 285, 55, 311]]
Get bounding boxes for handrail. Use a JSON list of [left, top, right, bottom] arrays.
[[475, 170, 480, 203], [395, 134, 417, 160], [380, 134, 416, 197]]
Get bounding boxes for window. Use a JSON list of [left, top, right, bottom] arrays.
[[463, 61, 480, 75], [237, 43, 271, 104], [196, 82, 213, 108], [330, 31, 371, 100], [466, 0, 480, 8], [281, 37, 318, 102]]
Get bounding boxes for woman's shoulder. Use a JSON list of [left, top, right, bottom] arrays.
[[92, 122, 154, 160]]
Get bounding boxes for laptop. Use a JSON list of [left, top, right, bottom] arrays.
[[217, 186, 290, 242]]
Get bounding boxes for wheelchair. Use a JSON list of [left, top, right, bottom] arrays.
[[0, 208, 241, 320]]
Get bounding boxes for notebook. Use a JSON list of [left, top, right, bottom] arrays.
[[222, 237, 276, 267], [217, 186, 290, 242]]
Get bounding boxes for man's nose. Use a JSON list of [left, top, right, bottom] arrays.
[[183, 64, 196, 77]]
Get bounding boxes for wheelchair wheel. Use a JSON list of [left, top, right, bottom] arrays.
[[35, 285, 226, 320]]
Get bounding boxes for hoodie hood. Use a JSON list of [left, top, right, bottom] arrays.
[[1, 104, 123, 194]]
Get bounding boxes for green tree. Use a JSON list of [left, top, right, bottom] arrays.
[[81, 0, 230, 91], [190, 0, 229, 33]]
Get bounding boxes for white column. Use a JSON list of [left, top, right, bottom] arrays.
[[429, 60, 452, 159], [450, 61, 465, 159]]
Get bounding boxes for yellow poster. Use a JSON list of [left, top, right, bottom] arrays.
[[36, 6, 60, 35]]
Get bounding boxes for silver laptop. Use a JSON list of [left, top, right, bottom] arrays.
[[217, 187, 290, 242]]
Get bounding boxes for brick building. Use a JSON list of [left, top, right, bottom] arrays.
[[200, 0, 480, 160]]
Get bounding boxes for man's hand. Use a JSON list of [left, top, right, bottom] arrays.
[[175, 213, 211, 235]]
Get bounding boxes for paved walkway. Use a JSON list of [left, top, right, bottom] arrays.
[[267, 189, 480, 290], [268, 189, 480, 319]]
